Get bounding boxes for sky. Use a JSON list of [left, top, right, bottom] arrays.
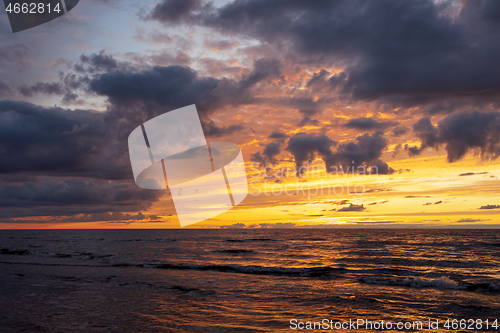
[[1, 0, 500, 229]]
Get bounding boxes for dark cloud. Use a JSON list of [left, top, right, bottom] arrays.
[[306, 69, 330, 88], [299, 109, 320, 117], [414, 118, 439, 146], [392, 126, 408, 137], [0, 100, 103, 174], [344, 117, 394, 130], [404, 144, 423, 157], [391, 143, 402, 158], [14, 49, 259, 114], [457, 218, 488, 223], [268, 131, 288, 139], [201, 119, 244, 138], [297, 115, 320, 127], [458, 171, 488, 176], [407, 111, 500, 162], [306, 70, 347, 91], [75, 50, 119, 73], [17, 73, 90, 104], [369, 159, 395, 175], [479, 204, 500, 209], [239, 58, 281, 89], [0, 100, 166, 219], [64, 212, 156, 223], [149, 0, 202, 24], [0, 100, 132, 180], [345, 118, 379, 130], [257, 222, 297, 229], [13, 48, 283, 137], [405, 117, 439, 156], [424, 200, 442, 205], [338, 204, 365, 212], [251, 142, 281, 165], [2, 50, 242, 222], [326, 132, 389, 172], [297, 109, 321, 127], [61, 73, 91, 90], [89, 65, 218, 116], [284, 131, 392, 175], [438, 111, 500, 162], [262, 142, 281, 164], [19, 82, 64, 97], [220, 222, 246, 229], [286, 133, 336, 170], [151, 0, 500, 106], [89, 57, 280, 120], [250, 152, 266, 166], [0, 177, 161, 219]]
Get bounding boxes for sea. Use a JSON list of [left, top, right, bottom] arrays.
[[0, 229, 499, 332]]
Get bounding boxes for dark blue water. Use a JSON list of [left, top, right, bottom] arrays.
[[1, 229, 499, 332]]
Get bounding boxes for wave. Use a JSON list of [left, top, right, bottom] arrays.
[[1, 249, 30, 255], [359, 276, 464, 289], [113, 238, 176, 242], [359, 276, 500, 293], [47, 238, 104, 242], [466, 281, 500, 293], [143, 263, 348, 277], [0, 248, 112, 260], [1, 247, 347, 277], [215, 249, 255, 254], [225, 238, 274, 242]]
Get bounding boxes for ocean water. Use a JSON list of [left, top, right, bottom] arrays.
[[0, 229, 499, 332]]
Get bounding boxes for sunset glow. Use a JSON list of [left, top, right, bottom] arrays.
[[1, 0, 500, 229]]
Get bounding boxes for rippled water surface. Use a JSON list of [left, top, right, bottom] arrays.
[[1, 229, 499, 332]]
